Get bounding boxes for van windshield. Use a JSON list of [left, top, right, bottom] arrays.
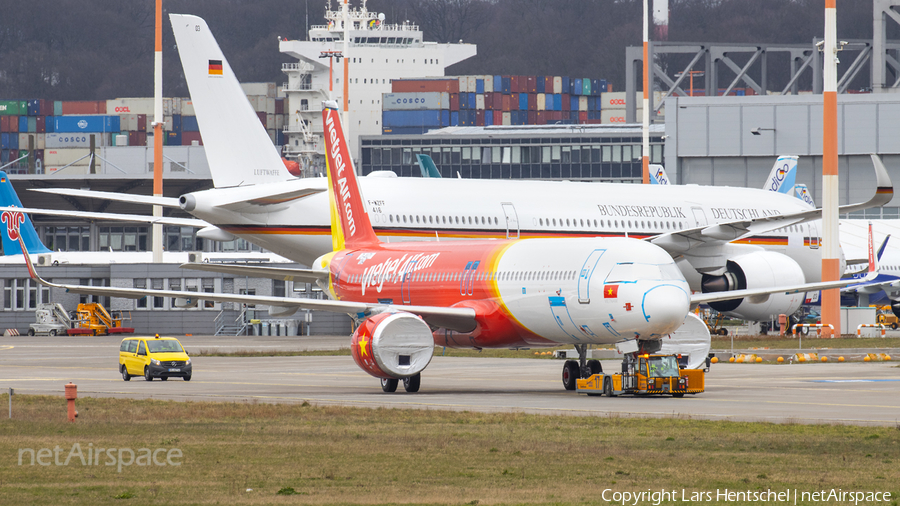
[[147, 340, 184, 353]]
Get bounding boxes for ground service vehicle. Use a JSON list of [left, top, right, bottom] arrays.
[[576, 353, 704, 397], [119, 336, 192, 381], [27, 303, 73, 336], [876, 307, 898, 329], [72, 303, 134, 336]]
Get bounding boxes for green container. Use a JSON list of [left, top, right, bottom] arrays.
[[53, 101, 63, 116], [0, 100, 22, 115]]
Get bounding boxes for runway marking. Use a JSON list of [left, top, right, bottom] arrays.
[[0, 345, 14, 351], [809, 379, 900, 383]]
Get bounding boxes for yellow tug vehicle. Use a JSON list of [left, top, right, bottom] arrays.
[[576, 353, 704, 397]]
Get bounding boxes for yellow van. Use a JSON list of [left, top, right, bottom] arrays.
[[119, 336, 192, 381]]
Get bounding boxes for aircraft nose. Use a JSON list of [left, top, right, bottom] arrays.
[[641, 284, 690, 336]]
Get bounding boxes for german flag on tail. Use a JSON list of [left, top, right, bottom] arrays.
[[208, 59, 223, 76]]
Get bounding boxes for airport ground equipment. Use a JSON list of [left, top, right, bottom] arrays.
[[27, 303, 73, 336], [70, 303, 134, 336], [576, 352, 704, 397], [876, 307, 898, 329]]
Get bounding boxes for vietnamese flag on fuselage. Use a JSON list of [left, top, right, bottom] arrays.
[[603, 284, 618, 298]]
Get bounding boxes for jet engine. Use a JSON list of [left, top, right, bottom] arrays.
[[350, 312, 433, 379], [891, 301, 900, 319], [701, 251, 805, 321]]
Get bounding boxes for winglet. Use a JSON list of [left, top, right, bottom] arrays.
[[322, 102, 380, 249], [16, 232, 47, 287], [1, 171, 52, 255]]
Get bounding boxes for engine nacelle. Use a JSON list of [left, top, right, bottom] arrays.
[[351, 312, 433, 379], [701, 251, 805, 321], [891, 301, 900, 319]]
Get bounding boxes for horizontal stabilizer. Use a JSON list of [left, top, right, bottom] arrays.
[[0, 206, 207, 228], [31, 188, 181, 207]]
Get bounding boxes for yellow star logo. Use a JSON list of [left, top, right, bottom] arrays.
[[607, 287, 613, 296], [358, 336, 369, 358]]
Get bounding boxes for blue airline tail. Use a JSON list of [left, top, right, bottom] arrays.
[[0, 171, 52, 255]]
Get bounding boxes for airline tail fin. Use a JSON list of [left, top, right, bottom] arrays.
[[868, 222, 878, 275], [322, 102, 379, 250], [0, 171, 51, 255], [877, 234, 890, 262], [169, 14, 290, 188], [792, 183, 815, 206], [416, 154, 442, 178], [648, 164, 669, 185], [764, 155, 798, 194]]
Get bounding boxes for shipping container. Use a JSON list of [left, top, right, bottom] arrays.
[[441, 109, 450, 127], [509, 93, 518, 111], [39, 99, 52, 116], [510, 76, 519, 94], [45, 132, 112, 149], [53, 101, 63, 116], [536, 76, 545, 94], [392, 78, 459, 94], [18, 134, 33, 149], [536, 93, 546, 111], [128, 131, 148, 146], [544, 76, 554, 94], [493, 75, 502, 93], [1, 133, 9, 149], [475, 94, 484, 110], [591, 79, 600, 96], [0, 116, 8, 132], [572, 78, 582, 96], [240, 82, 277, 98], [265, 97, 275, 115], [27, 116, 37, 132], [275, 114, 285, 130], [467, 93, 476, 110], [561, 77, 570, 95], [450, 111, 459, 126], [485, 110, 493, 126], [35, 117, 45, 134], [181, 116, 200, 132], [45, 116, 54, 133], [587, 97, 595, 111], [526, 76, 536, 94], [54, 116, 120, 133], [501, 112, 511, 126], [382, 110, 443, 128], [61, 101, 106, 115], [18, 116, 27, 132], [256, 111, 266, 127], [562, 94, 571, 111], [493, 94, 502, 111], [553, 76, 562, 95], [167, 131, 182, 146], [44, 148, 91, 166], [501, 76, 511, 94], [483, 92, 493, 110], [27, 99, 40, 116], [0, 100, 24, 116], [527, 111, 536, 124], [475, 110, 485, 127], [551, 94, 560, 111], [450, 93, 459, 111], [466, 76, 478, 93], [579, 96, 588, 111], [527, 93, 536, 111], [458, 76, 468, 93], [458, 93, 467, 110], [601, 110, 627, 123], [475, 78, 484, 94], [578, 111, 588, 123], [266, 114, 275, 130], [501, 95, 511, 112], [383, 92, 449, 110]]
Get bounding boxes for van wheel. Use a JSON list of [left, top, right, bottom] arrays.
[[27, 328, 35, 336], [144, 367, 153, 381], [49, 329, 57, 336], [160, 377, 168, 381], [121, 365, 131, 381], [892, 323, 898, 330], [183, 375, 191, 381]]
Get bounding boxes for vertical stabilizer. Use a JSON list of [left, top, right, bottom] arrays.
[[764, 155, 798, 194], [0, 171, 51, 255], [322, 102, 379, 249], [169, 14, 289, 188], [416, 154, 442, 178], [648, 164, 669, 185]]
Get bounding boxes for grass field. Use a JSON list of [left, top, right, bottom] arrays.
[[1, 395, 898, 505]]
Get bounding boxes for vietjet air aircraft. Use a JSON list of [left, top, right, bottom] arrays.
[[15, 101, 875, 392], [9, 13, 894, 325]]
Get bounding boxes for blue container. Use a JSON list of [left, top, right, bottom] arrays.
[[459, 110, 468, 126], [27, 99, 40, 117], [182, 116, 200, 132], [475, 79, 484, 94], [45, 116, 54, 133], [570, 95, 579, 111], [0, 149, 7, 164], [166, 131, 181, 146], [572, 78, 582, 96], [552, 94, 561, 111], [18, 116, 28, 132], [53, 116, 120, 133], [172, 114, 182, 132], [570, 111, 579, 121], [493, 75, 502, 92], [587, 97, 595, 111], [561, 77, 570, 94], [459, 93, 468, 110], [467, 93, 476, 110], [275, 130, 284, 145], [518, 93, 528, 110], [536, 76, 545, 94], [502, 77, 511, 94], [1, 133, 9, 149], [382, 126, 430, 135], [8, 134, 18, 150], [382, 110, 443, 128], [441, 109, 450, 127], [485, 110, 493, 126], [599, 79, 608, 93], [591, 79, 600, 96], [451, 111, 459, 126]]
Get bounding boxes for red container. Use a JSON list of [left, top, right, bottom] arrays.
[[509, 93, 519, 111], [274, 98, 284, 114], [35, 116, 45, 133], [526, 111, 535, 124], [62, 101, 106, 115], [450, 93, 459, 111], [256, 112, 266, 126], [501, 95, 511, 112], [38, 99, 51, 116], [0, 116, 8, 133], [535, 111, 546, 125], [483, 93, 492, 110], [527, 93, 537, 111], [549, 111, 561, 121], [544, 76, 553, 93], [578, 111, 588, 123], [526, 76, 537, 93], [137, 114, 147, 131], [475, 110, 485, 126], [584, 119, 603, 124], [392, 79, 459, 94], [510, 76, 520, 93], [181, 131, 203, 146], [561, 94, 570, 111]]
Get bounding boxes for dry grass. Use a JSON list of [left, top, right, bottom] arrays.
[[1, 395, 898, 505]]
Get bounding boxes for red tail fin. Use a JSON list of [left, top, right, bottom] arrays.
[[322, 103, 379, 249], [868, 221, 876, 274]]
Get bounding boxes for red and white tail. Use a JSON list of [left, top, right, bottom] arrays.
[[322, 103, 379, 250], [868, 221, 877, 274]]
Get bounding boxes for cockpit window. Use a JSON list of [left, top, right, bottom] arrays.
[[605, 262, 683, 283]]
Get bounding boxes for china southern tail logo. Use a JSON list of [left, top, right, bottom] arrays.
[[1, 209, 24, 241]]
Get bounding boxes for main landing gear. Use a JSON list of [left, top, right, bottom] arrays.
[[561, 344, 602, 391], [381, 373, 421, 393]]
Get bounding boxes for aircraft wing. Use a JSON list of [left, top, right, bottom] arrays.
[[30, 188, 181, 207], [180, 262, 328, 283], [18, 238, 476, 332], [690, 274, 875, 306], [0, 206, 207, 227], [650, 154, 893, 254]]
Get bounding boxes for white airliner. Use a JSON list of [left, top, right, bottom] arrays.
[[6, 12, 893, 325], [12, 80, 874, 392]]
